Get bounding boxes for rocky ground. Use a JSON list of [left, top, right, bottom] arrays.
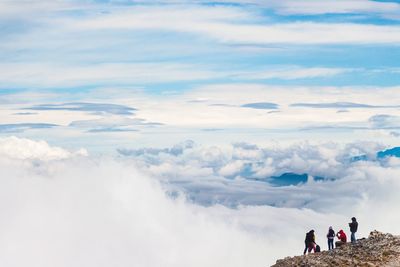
[[272, 231, 400, 267]]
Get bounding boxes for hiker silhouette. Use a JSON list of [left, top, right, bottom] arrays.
[[349, 217, 358, 243], [327, 226, 335, 250], [303, 230, 316, 254]]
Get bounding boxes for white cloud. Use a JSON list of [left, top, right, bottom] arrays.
[[0, 84, 399, 150], [0, 137, 339, 267], [369, 114, 400, 128], [0, 136, 88, 161], [133, 84, 400, 131], [223, 0, 400, 17], [0, 1, 75, 17], [4, 0, 399, 19], [204, 22, 400, 45], [270, 0, 400, 17], [1, 137, 400, 266], [236, 67, 351, 80], [218, 160, 245, 177], [3, 2, 396, 49], [2, 84, 399, 147], [69, 116, 163, 132], [68, 7, 400, 45], [0, 63, 222, 88], [119, 140, 395, 208], [0, 64, 351, 90]]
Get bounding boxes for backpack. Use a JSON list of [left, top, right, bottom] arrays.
[[315, 245, 321, 252]]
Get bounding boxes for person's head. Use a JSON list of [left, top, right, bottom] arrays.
[[329, 226, 332, 230], [339, 229, 344, 233], [310, 230, 314, 233], [351, 217, 357, 222]]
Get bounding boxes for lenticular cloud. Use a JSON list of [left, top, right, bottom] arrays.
[[1, 137, 400, 267]]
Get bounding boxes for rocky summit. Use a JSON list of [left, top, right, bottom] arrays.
[[272, 231, 400, 267]]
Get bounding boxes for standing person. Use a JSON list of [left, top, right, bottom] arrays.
[[335, 229, 347, 248], [349, 217, 358, 243], [326, 226, 335, 250], [303, 231, 308, 255], [303, 230, 316, 255]]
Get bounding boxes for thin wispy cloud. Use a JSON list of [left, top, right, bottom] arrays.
[[241, 102, 279, 110], [222, 0, 400, 18], [0, 1, 399, 96], [236, 67, 351, 80], [69, 117, 163, 133], [87, 128, 139, 133], [69, 8, 400, 45], [0, 63, 351, 88], [291, 102, 400, 109], [25, 102, 137, 115], [1, 84, 397, 143], [13, 112, 38, 116], [0, 123, 58, 133], [369, 114, 400, 128], [0, 63, 223, 88], [273, 0, 400, 17]]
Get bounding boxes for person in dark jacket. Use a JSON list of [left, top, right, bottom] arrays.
[[326, 226, 335, 250], [349, 217, 358, 243], [303, 230, 316, 255]]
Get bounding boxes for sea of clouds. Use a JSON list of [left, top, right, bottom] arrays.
[[1, 136, 400, 266]]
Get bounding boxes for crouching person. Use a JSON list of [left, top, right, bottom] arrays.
[[335, 229, 347, 248]]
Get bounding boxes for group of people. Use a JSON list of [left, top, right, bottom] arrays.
[[303, 217, 358, 255]]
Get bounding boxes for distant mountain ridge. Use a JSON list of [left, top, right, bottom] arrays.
[[272, 231, 400, 267], [377, 147, 400, 158], [352, 146, 400, 162], [271, 147, 400, 186]]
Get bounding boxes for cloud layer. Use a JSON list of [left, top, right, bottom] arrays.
[[2, 136, 400, 266], [118, 140, 399, 208], [0, 137, 335, 266]]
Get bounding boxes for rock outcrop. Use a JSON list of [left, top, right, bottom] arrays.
[[272, 231, 400, 267]]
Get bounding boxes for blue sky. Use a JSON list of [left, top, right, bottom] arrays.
[[1, 0, 400, 151]]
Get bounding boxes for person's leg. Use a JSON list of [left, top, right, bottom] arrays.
[[335, 241, 343, 248], [328, 239, 333, 250], [304, 242, 308, 255], [351, 232, 356, 243], [308, 243, 316, 253]]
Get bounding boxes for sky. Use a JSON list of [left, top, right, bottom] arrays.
[[1, 0, 400, 151], [1, 1, 400, 266]]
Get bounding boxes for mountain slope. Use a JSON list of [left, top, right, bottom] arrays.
[[272, 231, 400, 267]]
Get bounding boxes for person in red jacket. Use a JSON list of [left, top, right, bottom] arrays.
[[335, 229, 347, 248]]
